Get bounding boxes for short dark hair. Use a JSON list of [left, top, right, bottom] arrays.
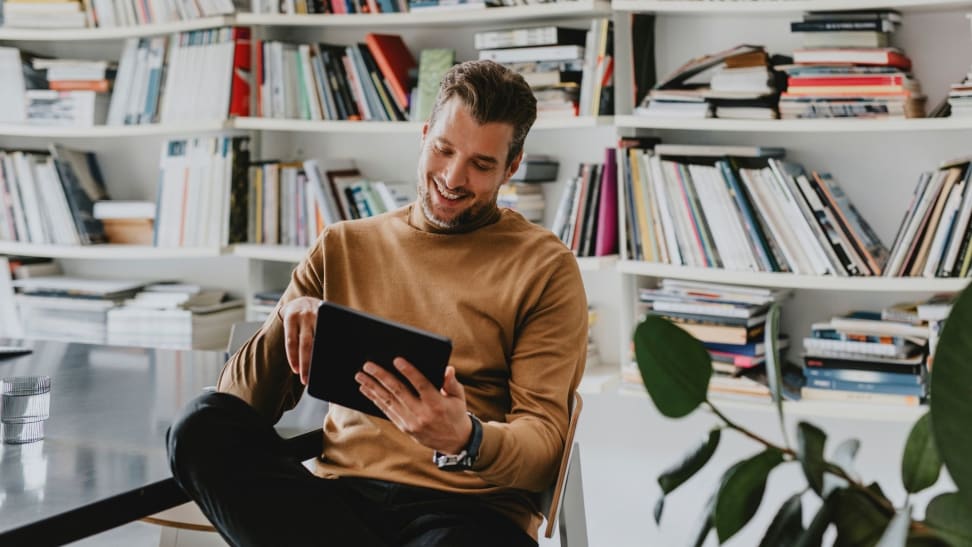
[[426, 60, 537, 168]]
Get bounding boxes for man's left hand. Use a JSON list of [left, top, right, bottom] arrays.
[[355, 359, 472, 454]]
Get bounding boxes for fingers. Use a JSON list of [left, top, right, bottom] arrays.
[[281, 297, 321, 384], [298, 326, 314, 385], [392, 358, 437, 397], [440, 366, 465, 399], [358, 382, 407, 429]]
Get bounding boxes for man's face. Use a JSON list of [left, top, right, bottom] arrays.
[[416, 97, 522, 231]]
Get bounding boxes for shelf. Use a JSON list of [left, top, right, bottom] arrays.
[[617, 383, 925, 424], [0, 16, 233, 41], [0, 121, 231, 138], [236, 1, 611, 27], [577, 255, 618, 272], [618, 260, 972, 292], [232, 116, 612, 133], [614, 115, 972, 133], [231, 244, 308, 262], [0, 242, 224, 259], [612, 0, 972, 14]]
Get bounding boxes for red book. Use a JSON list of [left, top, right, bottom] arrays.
[[792, 48, 912, 71], [48, 80, 110, 92], [364, 33, 417, 113], [788, 75, 904, 87], [229, 27, 252, 118]]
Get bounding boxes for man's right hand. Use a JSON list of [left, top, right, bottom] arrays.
[[280, 296, 322, 385]]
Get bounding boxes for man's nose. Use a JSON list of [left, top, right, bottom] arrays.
[[442, 159, 467, 189]]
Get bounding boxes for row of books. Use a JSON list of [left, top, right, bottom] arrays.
[[0, 48, 111, 126], [884, 158, 972, 278], [622, 280, 800, 403], [781, 9, 925, 120], [256, 34, 413, 122], [250, 0, 513, 15], [0, 0, 232, 28], [0, 145, 109, 246], [476, 20, 612, 118], [801, 307, 932, 407], [619, 143, 889, 276], [550, 148, 618, 258], [10, 276, 242, 349]]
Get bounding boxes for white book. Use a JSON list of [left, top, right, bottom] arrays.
[[803, 337, 902, 357], [478, 45, 585, 64], [940, 175, 972, 275], [768, 160, 836, 276], [688, 164, 734, 269], [639, 152, 669, 264], [1, 154, 29, 243], [302, 159, 341, 226], [125, 40, 150, 124], [12, 153, 48, 244], [298, 45, 323, 121], [922, 179, 964, 277], [885, 169, 946, 276], [107, 39, 137, 125], [577, 20, 596, 118], [756, 167, 819, 274], [737, 168, 801, 273], [710, 165, 760, 271], [158, 35, 182, 122], [648, 154, 681, 266]]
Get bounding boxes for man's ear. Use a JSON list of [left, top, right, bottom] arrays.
[[505, 150, 524, 181]]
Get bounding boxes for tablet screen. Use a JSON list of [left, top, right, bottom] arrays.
[[307, 301, 453, 419]]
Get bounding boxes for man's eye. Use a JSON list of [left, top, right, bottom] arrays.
[[435, 146, 452, 156], [473, 163, 491, 171]]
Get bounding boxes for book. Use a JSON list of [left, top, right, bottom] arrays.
[[48, 144, 109, 245], [804, 367, 923, 386], [655, 144, 784, 159], [364, 33, 417, 114], [473, 26, 587, 50], [800, 386, 922, 406], [413, 48, 454, 122], [792, 48, 911, 70]]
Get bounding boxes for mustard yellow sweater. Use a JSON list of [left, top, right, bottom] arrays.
[[217, 204, 588, 538]]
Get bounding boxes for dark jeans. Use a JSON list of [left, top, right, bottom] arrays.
[[167, 392, 537, 547]]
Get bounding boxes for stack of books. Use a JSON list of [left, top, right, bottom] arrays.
[[498, 183, 545, 223], [511, 154, 559, 183], [884, 157, 972, 278], [624, 280, 799, 402], [0, 0, 87, 28], [108, 28, 251, 126], [11, 277, 145, 343], [106, 284, 244, 350], [781, 10, 925, 119], [476, 20, 612, 118], [255, 34, 415, 122], [88, 0, 234, 27], [619, 144, 889, 276], [635, 44, 779, 120], [0, 145, 110, 246], [20, 56, 115, 126], [92, 201, 155, 245], [551, 147, 618, 257], [250, 288, 284, 321], [802, 310, 929, 407]]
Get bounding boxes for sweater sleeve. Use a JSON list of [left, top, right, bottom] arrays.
[[471, 252, 588, 492], [216, 235, 325, 423]]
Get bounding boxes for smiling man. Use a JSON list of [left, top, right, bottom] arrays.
[[167, 60, 588, 547]]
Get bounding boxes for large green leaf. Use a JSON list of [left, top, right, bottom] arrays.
[[794, 494, 834, 547], [832, 487, 893, 547], [714, 448, 785, 543], [901, 412, 942, 494], [758, 493, 804, 547], [634, 315, 712, 418], [930, 286, 972, 511], [655, 427, 721, 524], [875, 509, 910, 547], [924, 492, 972, 547], [691, 494, 716, 547], [798, 422, 827, 495]]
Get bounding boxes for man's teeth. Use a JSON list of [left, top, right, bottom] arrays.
[[436, 183, 462, 200]]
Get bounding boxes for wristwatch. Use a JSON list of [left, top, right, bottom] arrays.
[[433, 412, 483, 471]]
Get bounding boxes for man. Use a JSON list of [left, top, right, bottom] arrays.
[[167, 60, 588, 547]]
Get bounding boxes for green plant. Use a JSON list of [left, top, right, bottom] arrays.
[[634, 287, 972, 546]]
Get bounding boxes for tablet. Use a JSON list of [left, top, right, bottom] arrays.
[[307, 301, 453, 419]]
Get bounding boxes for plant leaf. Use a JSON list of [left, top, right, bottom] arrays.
[[691, 494, 716, 547], [930, 285, 972, 511], [794, 493, 834, 547], [758, 493, 804, 547], [764, 303, 784, 407], [832, 487, 893, 547], [653, 496, 664, 525], [798, 422, 827, 495], [714, 447, 785, 543], [876, 508, 911, 547], [924, 492, 972, 547], [634, 315, 712, 418], [901, 412, 942, 494], [824, 438, 861, 496], [658, 428, 721, 494]]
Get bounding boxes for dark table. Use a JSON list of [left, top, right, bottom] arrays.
[[0, 340, 326, 546]]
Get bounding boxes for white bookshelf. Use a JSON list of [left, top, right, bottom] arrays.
[[0, 121, 231, 138], [614, 115, 972, 133], [233, 116, 613, 133], [577, 255, 618, 271], [612, 0, 972, 14], [0, 16, 233, 41], [0, 242, 223, 259], [618, 261, 972, 292], [236, 0, 611, 27], [232, 244, 308, 262]]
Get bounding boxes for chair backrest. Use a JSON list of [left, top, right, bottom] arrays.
[[226, 321, 262, 356], [541, 392, 586, 543]]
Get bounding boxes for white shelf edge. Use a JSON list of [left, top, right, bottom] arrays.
[[617, 260, 972, 291], [534, 115, 614, 129], [0, 16, 233, 41], [577, 254, 618, 271], [614, 115, 972, 133], [0, 121, 231, 138], [236, 1, 610, 27], [231, 244, 308, 262], [612, 0, 972, 14], [617, 383, 925, 423], [0, 243, 224, 259], [232, 117, 424, 134]]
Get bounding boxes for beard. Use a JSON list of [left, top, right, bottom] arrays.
[[417, 175, 499, 232]]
